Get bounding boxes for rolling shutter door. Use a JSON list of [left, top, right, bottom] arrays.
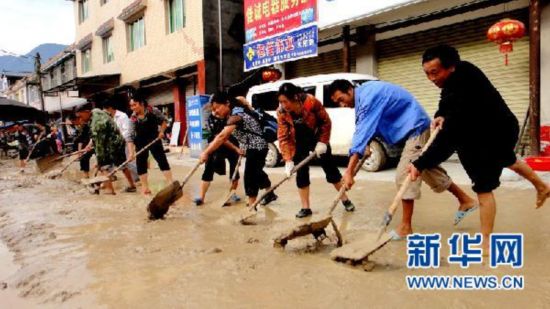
[[377, 9, 529, 126], [146, 82, 174, 107], [285, 46, 357, 79]]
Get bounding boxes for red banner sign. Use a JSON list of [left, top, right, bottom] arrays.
[[244, 0, 317, 43]]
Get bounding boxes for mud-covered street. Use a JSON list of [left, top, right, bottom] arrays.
[[1, 153, 550, 308]]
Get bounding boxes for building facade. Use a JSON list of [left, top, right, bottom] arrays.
[[283, 0, 549, 154], [70, 0, 245, 144]]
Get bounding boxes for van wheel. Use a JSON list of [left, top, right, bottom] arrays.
[[361, 140, 387, 172], [265, 143, 280, 167]]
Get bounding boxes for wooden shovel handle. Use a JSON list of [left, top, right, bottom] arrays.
[[54, 148, 90, 161], [178, 161, 202, 189], [386, 128, 440, 218], [230, 155, 243, 182], [179, 126, 189, 157], [108, 137, 161, 177], [57, 149, 89, 174], [24, 133, 45, 163], [249, 151, 317, 211], [326, 145, 372, 216]]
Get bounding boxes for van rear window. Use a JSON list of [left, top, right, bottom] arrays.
[[251, 91, 279, 111]]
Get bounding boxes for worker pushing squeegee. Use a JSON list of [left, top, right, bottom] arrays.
[[326, 79, 477, 243]]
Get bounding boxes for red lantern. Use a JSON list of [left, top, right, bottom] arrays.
[[487, 19, 525, 66], [261, 68, 282, 82]]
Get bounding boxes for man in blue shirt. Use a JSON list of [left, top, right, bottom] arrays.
[[328, 80, 477, 239]]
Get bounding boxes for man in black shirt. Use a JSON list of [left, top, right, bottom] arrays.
[[409, 45, 550, 252]]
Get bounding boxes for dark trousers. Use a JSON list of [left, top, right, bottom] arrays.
[[294, 144, 342, 188], [202, 147, 240, 182], [79, 150, 94, 172], [136, 139, 170, 175], [244, 148, 271, 197]]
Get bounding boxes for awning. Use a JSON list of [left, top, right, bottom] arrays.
[[319, 0, 424, 29], [95, 18, 115, 38], [76, 33, 93, 50], [43, 96, 87, 113], [75, 74, 121, 98], [0, 97, 46, 122], [118, 0, 147, 22]]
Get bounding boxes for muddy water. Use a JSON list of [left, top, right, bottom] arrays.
[[1, 157, 550, 308], [0, 241, 39, 308]]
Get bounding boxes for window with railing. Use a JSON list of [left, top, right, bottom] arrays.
[[128, 17, 145, 51], [103, 35, 114, 63], [82, 48, 92, 73], [168, 0, 185, 33], [66, 59, 76, 81], [79, 0, 89, 24]]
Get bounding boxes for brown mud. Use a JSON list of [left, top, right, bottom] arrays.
[[1, 156, 550, 308]]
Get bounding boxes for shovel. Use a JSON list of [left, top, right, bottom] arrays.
[[34, 152, 62, 173], [178, 127, 189, 159], [147, 161, 202, 220], [239, 151, 318, 225], [219, 155, 244, 207], [36, 149, 89, 174], [52, 148, 89, 162], [330, 128, 441, 266], [273, 146, 372, 248], [86, 165, 101, 195], [20, 134, 45, 173], [47, 149, 92, 179], [81, 137, 160, 186]]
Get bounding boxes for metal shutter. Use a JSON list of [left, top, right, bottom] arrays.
[[377, 10, 530, 126], [146, 82, 174, 107], [285, 46, 357, 79]]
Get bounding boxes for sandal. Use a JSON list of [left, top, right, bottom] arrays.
[[388, 230, 406, 241], [193, 197, 204, 206], [124, 186, 137, 193], [536, 188, 550, 209], [260, 192, 278, 206], [454, 204, 479, 226]]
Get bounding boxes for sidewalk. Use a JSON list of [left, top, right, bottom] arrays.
[[166, 146, 550, 191]]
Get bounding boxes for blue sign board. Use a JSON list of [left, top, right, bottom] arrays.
[[186, 95, 211, 158], [243, 24, 318, 72]]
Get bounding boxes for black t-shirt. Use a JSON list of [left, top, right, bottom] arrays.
[[130, 107, 166, 145], [74, 124, 91, 145], [207, 114, 239, 145]]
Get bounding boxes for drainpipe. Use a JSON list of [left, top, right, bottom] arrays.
[[529, 0, 541, 155], [343, 25, 351, 72], [217, 0, 223, 90]]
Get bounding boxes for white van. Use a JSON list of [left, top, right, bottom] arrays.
[[245, 73, 403, 172]]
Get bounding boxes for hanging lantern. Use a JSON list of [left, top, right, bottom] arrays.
[[487, 18, 525, 66], [261, 68, 282, 82]]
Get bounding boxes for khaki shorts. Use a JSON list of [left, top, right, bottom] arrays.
[[395, 128, 452, 200]]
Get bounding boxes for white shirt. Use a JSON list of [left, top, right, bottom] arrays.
[[114, 110, 132, 143]]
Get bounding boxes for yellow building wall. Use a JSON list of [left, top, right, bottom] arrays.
[[73, 0, 204, 85]]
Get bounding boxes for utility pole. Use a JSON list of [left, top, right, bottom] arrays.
[[529, 0, 541, 155], [217, 0, 223, 90], [34, 52, 47, 123]]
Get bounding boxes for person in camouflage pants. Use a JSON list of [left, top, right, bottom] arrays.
[[73, 105, 136, 194]]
